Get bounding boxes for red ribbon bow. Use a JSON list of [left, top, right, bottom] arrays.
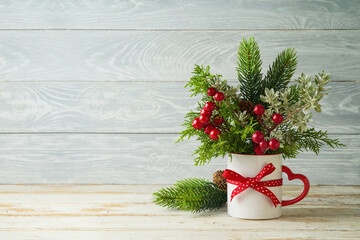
[[223, 163, 283, 207]]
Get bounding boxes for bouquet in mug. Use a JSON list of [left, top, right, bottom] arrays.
[[153, 37, 343, 213]]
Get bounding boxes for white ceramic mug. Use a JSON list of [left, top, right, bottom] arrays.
[[225, 153, 310, 219]]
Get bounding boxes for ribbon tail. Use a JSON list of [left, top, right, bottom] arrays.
[[253, 186, 281, 207]]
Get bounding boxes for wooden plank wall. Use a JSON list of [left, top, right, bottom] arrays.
[[0, 0, 358, 184]]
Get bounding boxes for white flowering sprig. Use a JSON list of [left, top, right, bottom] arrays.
[[261, 88, 281, 112], [234, 110, 250, 126], [260, 72, 331, 133], [211, 75, 240, 101], [295, 72, 331, 112], [270, 129, 285, 148]]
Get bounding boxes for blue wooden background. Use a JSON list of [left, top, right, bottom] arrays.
[[0, 0, 358, 184]]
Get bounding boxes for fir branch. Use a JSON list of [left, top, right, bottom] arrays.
[[261, 48, 297, 94], [153, 178, 227, 213], [237, 36, 263, 103]]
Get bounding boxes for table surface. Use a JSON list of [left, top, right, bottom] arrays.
[[0, 185, 359, 239]]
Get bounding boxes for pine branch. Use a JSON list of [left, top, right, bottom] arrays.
[[237, 36, 263, 103], [262, 48, 297, 94], [153, 178, 227, 213]]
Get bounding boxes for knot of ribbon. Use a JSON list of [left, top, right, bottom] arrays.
[[223, 163, 283, 207]]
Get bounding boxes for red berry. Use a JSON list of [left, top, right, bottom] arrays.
[[269, 139, 280, 150], [209, 128, 221, 140], [192, 118, 205, 130], [252, 131, 264, 143], [204, 123, 215, 135], [213, 114, 224, 125], [259, 140, 268, 150], [254, 146, 264, 155], [207, 87, 217, 97], [200, 108, 212, 117], [204, 101, 215, 111], [253, 104, 265, 116], [214, 92, 225, 102], [272, 113, 283, 124], [199, 114, 210, 124]]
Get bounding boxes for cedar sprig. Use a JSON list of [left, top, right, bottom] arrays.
[[294, 128, 345, 155]]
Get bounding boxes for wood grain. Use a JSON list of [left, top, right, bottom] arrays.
[[0, 82, 357, 133], [0, 134, 356, 184], [0, 1, 358, 187], [0, 30, 359, 81], [0, 0, 359, 30], [0, 185, 358, 239]]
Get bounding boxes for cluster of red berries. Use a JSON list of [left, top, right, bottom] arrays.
[[252, 104, 283, 155], [192, 87, 225, 140]]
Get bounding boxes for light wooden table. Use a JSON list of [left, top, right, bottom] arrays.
[[0, 185, 358, 239]]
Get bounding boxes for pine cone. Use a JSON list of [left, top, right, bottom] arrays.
[[238, 100, 255, 115], [213, 170, 227, 192]]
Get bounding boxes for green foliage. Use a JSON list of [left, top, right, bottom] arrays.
[[185, 65, 213, 97], [177, 111, 255, 165], [279, 127, 345, 159], [236, 38, 297, 104], [153, 178, 227, 213], [191, 124, 255, 165], [261, 48, 298, 95], [294, 128, 345, 155], [237, 36, 263, 103], [177, 36, 344, 165], [177, 65, 250, 165]]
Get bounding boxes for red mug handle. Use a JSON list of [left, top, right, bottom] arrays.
[[281, 165, 310, 206]]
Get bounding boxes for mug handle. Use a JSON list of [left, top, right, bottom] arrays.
[[281, 165, 310, 206]]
